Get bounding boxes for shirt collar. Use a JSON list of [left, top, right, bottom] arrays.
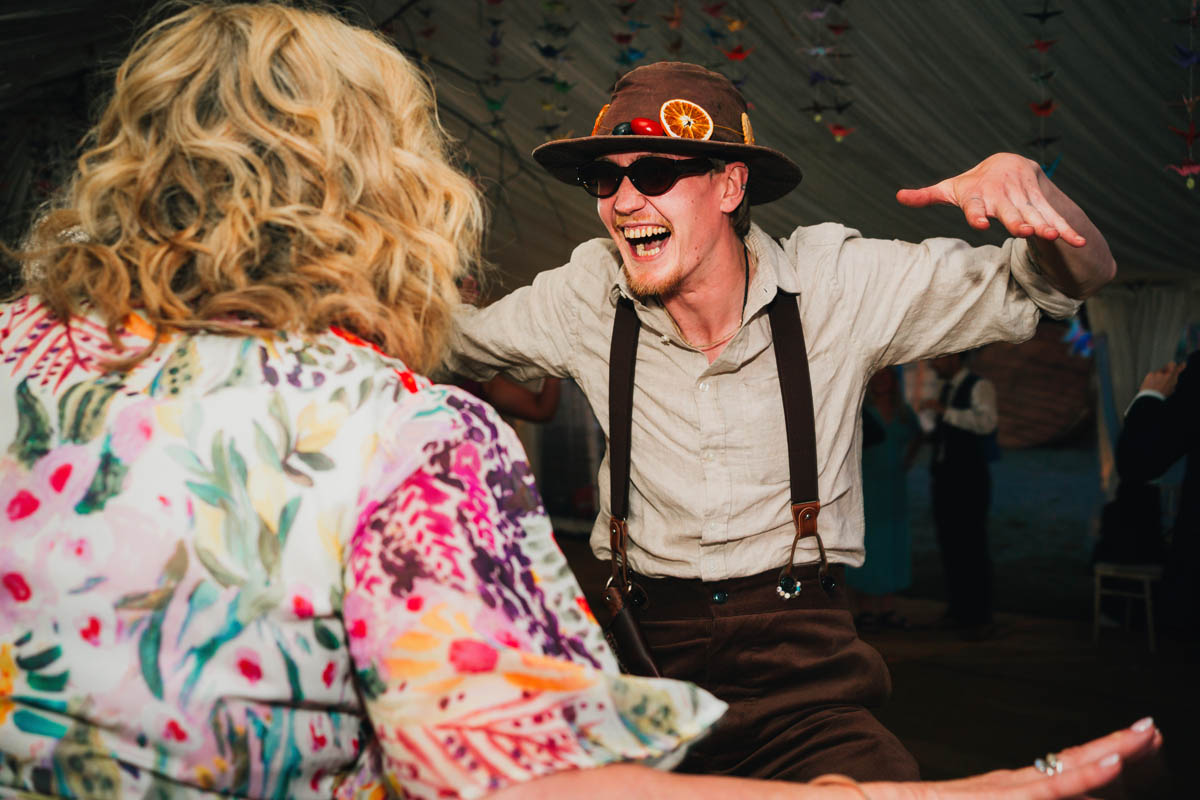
[[744, 223, 799, 316]]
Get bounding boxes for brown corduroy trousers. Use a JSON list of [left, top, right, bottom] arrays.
[[631, 564, 920, 782]]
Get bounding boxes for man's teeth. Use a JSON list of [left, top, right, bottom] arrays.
[[624, 225, 668, 257], [624, 225, 668, 240]]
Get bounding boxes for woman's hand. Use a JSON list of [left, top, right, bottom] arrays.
[[490, 718, 1161, 799], [866, 717, 1161, 800]]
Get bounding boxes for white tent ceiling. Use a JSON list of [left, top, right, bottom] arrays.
[[3, 0, 1198, 296], [361, 0, 1200, 296]]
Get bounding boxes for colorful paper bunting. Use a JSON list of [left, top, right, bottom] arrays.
[[1022, 5, 1064, 177], [723, 45, 755, 61], [827, 123, 855, 142], [1029, 99, 1057, 116], [1024, 2, 1063, 24]]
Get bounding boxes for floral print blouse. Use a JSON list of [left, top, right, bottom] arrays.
[[0, 297, 725, 799]]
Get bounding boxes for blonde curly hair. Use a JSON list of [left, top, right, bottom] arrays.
[[14, 1, 482, 374]]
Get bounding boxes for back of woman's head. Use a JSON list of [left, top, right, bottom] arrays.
[[16, 1, 481, 374]]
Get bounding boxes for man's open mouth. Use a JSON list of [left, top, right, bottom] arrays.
[[623, 224, 671, 257]]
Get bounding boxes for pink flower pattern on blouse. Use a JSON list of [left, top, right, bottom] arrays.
[[0, 297, 724, 799]]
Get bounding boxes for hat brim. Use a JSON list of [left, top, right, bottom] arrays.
[[532, 135, 802, 205]]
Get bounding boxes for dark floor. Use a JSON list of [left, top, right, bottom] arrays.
[[863, 597, 1193, 797], [551, 445, 1194, 796]]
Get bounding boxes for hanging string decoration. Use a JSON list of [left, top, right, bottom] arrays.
[[721, 6, 753, 68], [703, 2, 754, 96], [795, 1, 855, 143], [1167, 1, 1199, 189], [534, 3, 579, 142], [612, 0, 649, 72], [661, 0, 685, 58], [376, 1, 576, 244], [480, 3, 509, 136], [1023, 1, 1064, 178]]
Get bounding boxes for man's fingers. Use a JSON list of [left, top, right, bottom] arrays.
[[896, 178, 960, 209], [960, 194, 990, 230], [1024, 206, 1059, 241], [1020, 170, 1087, 246], [896, 186, 939, 207], [1032, 200, 1084, 245], [993, 195, 1035, 237], [1003, 185, 1059, 240]]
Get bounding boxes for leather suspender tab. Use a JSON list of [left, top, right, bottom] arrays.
[[790, 501, 821, 540], [609, 515, 630, 590]]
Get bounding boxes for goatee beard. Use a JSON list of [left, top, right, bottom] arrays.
[[622, 262, 683, 302]]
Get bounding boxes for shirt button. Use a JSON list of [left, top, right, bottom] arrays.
[[699, 381, 709, 392], [711, 589, 728, 604], [660, 334, 670, 345]]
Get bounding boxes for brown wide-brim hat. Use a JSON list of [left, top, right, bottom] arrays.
[[532, 61, 801, 205]]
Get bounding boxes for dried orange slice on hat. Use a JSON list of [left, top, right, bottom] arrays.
[[659, 99, 713, 140]]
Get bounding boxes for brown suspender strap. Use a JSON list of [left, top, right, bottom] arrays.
[[603, 296, 661, 677], [767, 294, 819, 507], [767, 293, 833, 595], [608, 295, 641, 594]]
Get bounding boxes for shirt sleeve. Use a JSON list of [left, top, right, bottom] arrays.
[[342, 388, 725, 799], [443, 241, 613, 385], [943, 377, 998, 435], [814, 228, 1081, 372], [1124, 389, 1165, 415]]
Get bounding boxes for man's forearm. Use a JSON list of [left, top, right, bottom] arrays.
[[1028, 173, 1116, 299]]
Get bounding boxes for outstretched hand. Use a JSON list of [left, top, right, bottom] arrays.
[[896, 153, 1086, 248], [863, 717, 1162, 800]]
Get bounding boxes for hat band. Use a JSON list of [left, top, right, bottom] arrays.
[[591, 99, 756, 146]]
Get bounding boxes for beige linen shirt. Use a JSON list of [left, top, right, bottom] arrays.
[[447, 222, 1080, 581]]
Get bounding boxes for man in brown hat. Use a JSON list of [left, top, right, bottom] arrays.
[[447, 62, 1113, 782]]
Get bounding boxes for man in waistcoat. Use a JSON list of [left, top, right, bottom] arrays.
[[923, 353, 999, 638], [446, 62, 1116, 782]]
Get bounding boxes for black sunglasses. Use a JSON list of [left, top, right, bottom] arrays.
[[576, 157, 715, 198]]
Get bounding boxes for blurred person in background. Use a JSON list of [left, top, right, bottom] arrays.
[[921, 352, 998, 640], [849, 367, 921, 631]]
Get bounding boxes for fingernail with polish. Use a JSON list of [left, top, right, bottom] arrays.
[[1100, 753, 1120, 768], [1132, 717, 1154, 732]]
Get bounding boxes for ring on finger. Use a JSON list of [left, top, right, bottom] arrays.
[[1034, 751, 1064, 775]]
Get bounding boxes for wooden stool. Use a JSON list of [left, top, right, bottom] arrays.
[[1093, 562, 1164, 652]]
